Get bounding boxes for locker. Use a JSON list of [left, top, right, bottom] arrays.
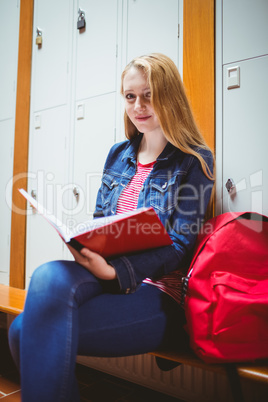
[[31, 0, 73, 111], [0, 120, 15, 284], [75, 0, 118, 100], [25, 0, 183, 283], [126, 0, 179, 64], [222, 56, 268, 216], [223, 0, 268, 64], [26, 105, 70, 284], [0, 0, 20, 121], [0, 0, 20, 284], [72, 93, 116, 224]]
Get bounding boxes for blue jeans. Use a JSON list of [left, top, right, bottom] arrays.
[[8, 260, 185, 402]]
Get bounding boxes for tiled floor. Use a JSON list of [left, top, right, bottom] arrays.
[[0, 313, 182, 401]]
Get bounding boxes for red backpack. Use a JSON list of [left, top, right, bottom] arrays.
[[183, 211, 268, 364]]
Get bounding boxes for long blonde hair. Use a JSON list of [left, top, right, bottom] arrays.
[[121, 53, 214, 181]]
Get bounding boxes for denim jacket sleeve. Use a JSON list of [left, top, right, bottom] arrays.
[[107, 147, 214, 294], [108, 245, 181, 294]]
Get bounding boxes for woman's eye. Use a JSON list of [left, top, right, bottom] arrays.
[[145, 92, 151, 98], [125, 94, 135, 100]]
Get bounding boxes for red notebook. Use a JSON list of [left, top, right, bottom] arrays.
[[19, 188, 172, 258]]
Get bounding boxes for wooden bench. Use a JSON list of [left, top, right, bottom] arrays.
[[1, 283, 267, 401], [150, 349, 268, 401], [0, 283, 26, 316]]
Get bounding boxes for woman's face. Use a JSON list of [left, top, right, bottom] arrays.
[[123, 67, 161, 135]]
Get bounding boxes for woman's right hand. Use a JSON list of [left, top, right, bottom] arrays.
[[67, 245, 117, 281]]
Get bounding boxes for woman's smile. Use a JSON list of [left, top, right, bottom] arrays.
[[135, 115, 151, 121]]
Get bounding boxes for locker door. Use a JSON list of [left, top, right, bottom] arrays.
[[31, 0, 73, 110], [223, 0, 268, 64], [72, 94, 116, 224], [26, 106, 70, 286], [0, 0, 20, 284], [222, 56, 268, 216], [75, 0, 118, 100], [26, 0, 74, 285], [0, 0, 20, 121], [117, 0, 181, 142], [72, 0, 118, 223], [0, 120, 16, 285], [126, 0, 179, 64]]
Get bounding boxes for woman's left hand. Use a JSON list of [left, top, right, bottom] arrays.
[[67, 245, 117, 280]]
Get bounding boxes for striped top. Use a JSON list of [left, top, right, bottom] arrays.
[[143, 271, 184, 305], [116, 161, 155, 214], [116, 160, 184, 305]]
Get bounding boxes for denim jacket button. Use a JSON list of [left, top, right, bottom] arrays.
[[162, 182, 167, 189], [141, 185, 144, 191]]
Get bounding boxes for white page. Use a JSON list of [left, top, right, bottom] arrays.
[[19, 188, 151, 241], [19, 188, 71, 242]]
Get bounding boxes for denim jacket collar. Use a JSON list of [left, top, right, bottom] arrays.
[[121, 133, 177, 164]]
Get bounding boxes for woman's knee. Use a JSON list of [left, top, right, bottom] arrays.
[[28, 260, 102, 308], [29, 260, 83, 295]]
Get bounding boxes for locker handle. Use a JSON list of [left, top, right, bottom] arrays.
[[73, 186, 80, 202], [225, 178, 235, 194]]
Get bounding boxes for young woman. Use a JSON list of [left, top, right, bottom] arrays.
[[9, 53, 214, 401]]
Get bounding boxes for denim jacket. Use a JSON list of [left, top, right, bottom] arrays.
[[94, 134, 214, 294]]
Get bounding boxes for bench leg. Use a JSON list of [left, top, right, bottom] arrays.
[[225, 365, 244, 402]]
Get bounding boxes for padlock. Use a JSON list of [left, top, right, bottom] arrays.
[[36, 35, 42, 45], [77, 8, 86, 30], [36, 27, 42, 46], [77, 17, 85, 30]]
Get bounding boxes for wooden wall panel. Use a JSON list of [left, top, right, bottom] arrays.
[[183, 0, 215, 151], [10, 0, 34, 288]]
